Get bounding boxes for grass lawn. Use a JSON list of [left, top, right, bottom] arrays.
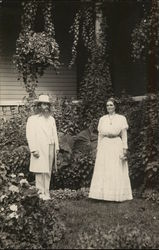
[[54, 197, 159, 249]]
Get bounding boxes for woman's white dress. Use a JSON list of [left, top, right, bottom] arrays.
[[89, 114, 133, 202]]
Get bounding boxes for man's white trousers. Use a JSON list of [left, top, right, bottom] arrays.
[[35, 144, 54, 197]]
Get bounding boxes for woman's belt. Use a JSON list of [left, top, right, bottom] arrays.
[[104, 135, 120, 138]]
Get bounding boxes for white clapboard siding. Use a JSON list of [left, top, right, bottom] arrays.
[[0, 55, 77, 105], [0, 16, 77, 105], [0, 2, 78, 107]]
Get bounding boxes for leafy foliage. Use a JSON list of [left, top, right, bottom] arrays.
[[52, 151, 95, 190], [131, 1, 159, 63], [120, 93, 159, 190], [0, 103, 34, 180], [142, 188, 159, 203], [0, 113, 28, 149], [13, 0, 60, 97], [69, 2, 113, 122], [131, 1, 159, 92], [50, 97, 85, 135], [76, 224, 159, 249], [0, 146, 32, 182], [50, 187, 89, 201], [138, 94, 159, 190], [51, 125, 97, 190], [0, 163, 66, 249]]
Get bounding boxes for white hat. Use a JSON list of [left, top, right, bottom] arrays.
[[35, 94, 50, 103]]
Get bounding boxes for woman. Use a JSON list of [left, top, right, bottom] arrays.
[[89, 97, 133, 202]]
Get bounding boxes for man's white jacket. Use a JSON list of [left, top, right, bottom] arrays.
[[26, 114, 59, 173]]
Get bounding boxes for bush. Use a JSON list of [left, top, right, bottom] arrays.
[[52, 151, 95, 190], [128, 94, 159, 190], [0, 163, 66, 249], [0, 146, 31, 179], [0, 114, 27, 149], [50, 187, 89, 200], [142, 189, 159, 204], [51, 127, 97, 190], [51, 97, 84, 135]]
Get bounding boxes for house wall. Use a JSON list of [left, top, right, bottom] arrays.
[[1, 0, 158, 108], [0, 1, 78, 105]]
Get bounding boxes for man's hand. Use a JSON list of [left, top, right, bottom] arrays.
[[32, 151, 40, 158]]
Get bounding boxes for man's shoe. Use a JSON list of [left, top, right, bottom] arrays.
[[39, 193, 45, 199], [42, 195, 51, 201]]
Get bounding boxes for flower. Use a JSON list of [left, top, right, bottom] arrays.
[[8, 212, 19, 219], [19, 179, 29, 186], [1, 207, 4, 211], [9, 204, 18, 212], [10, 174, 16, 178], [18, 173, 24, 177], [9, 185, 19, 193]]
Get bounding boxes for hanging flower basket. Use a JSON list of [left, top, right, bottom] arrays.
[[13, 0, 60, 97], [14, 31, 60, 77]]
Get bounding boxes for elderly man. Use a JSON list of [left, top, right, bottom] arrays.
[[26, 94, 59, 200]]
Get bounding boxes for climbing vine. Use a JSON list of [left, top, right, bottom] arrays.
[[131, 0, 159, 188], [69, 5, 95, 68], [131, 0, 159, 63], [131, 0, 159, 92], [69, 2, 112, 124], [13, 0, 60, 98]]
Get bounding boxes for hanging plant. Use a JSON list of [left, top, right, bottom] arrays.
[[69, 5, 95, 68], [69, 2, 112, 125], [13, 0, 60, 98]]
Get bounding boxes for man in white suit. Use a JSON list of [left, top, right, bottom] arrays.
[[26, 94, 59, 200]]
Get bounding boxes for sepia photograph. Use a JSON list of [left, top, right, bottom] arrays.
[[0, 0, 159, 249]]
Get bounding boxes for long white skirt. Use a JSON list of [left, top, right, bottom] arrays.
[[89, 137, 133, 202]]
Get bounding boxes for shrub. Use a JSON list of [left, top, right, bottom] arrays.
[[50, 97, 86, 134], [0, 163, 66, 249], [119, 93, 159, 191], [50, 187, 89, 201], [142, 189, 159, 204], [0, 146, 30, 175], [0, 114, 27, 149], [52, 151, 95, 190], [130, 94, 159, 190]]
